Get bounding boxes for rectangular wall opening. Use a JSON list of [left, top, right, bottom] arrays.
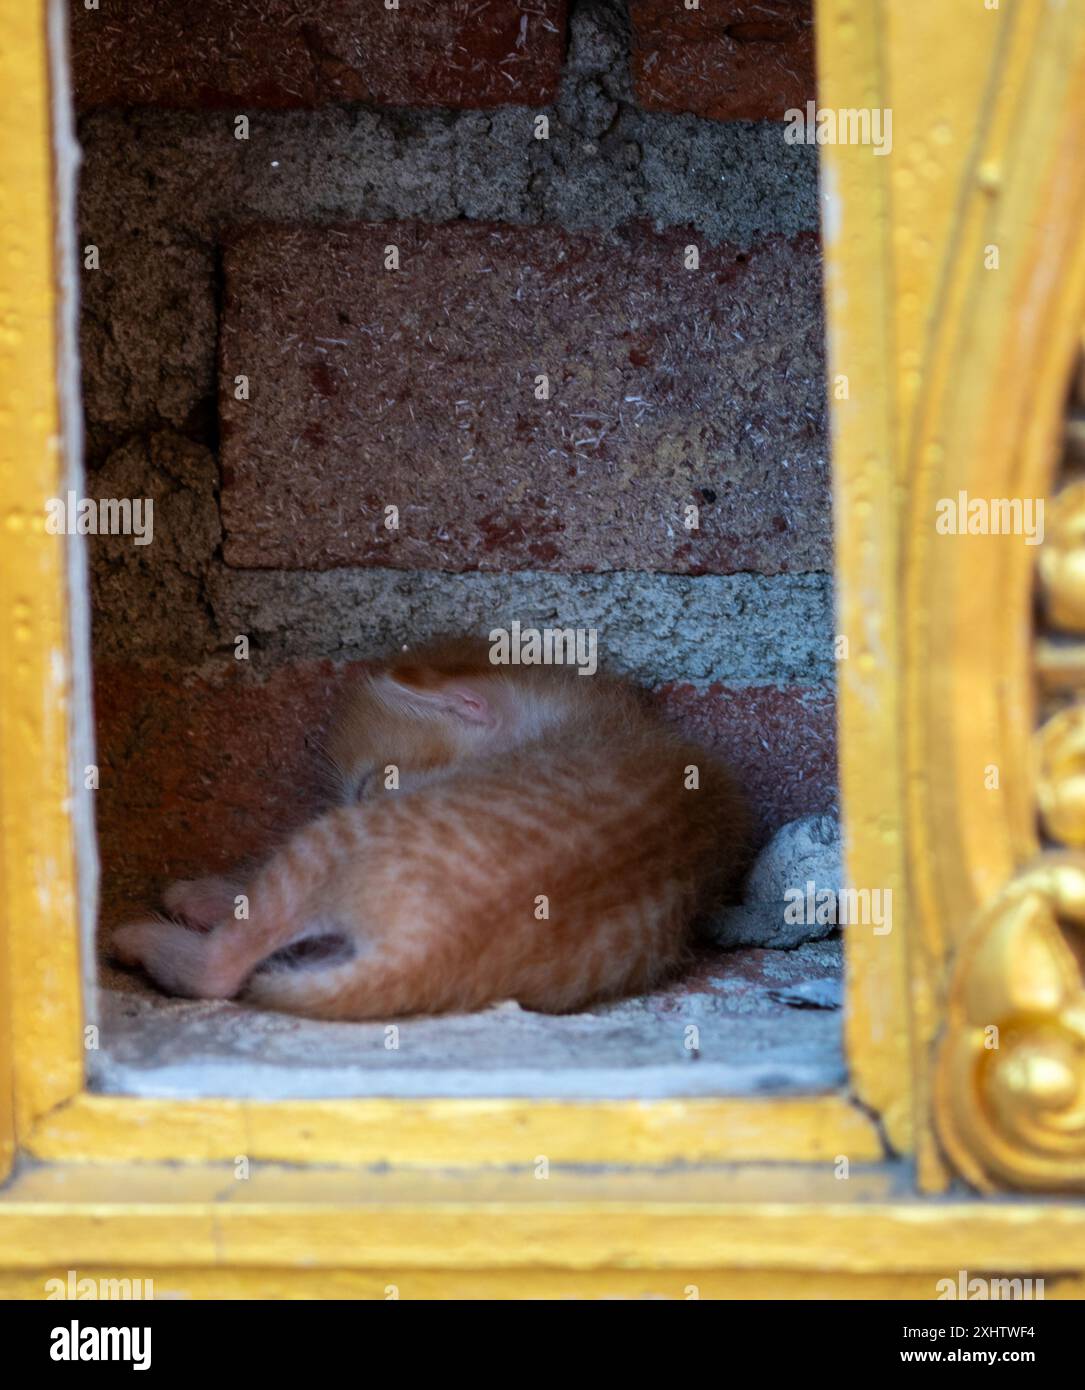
[[67, 0, 843, 1100]]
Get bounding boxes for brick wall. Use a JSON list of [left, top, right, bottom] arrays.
[[71, 0, 832, 929], [629, 0, 815, 120], [71, 0, 570, 109]]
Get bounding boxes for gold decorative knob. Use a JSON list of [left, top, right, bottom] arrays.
[[1037, 706, 1085, 845], [937, 857, 1085, 1190], [1039, 480, 1085, 630]]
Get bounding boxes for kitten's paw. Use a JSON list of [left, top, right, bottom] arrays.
[[110, 919, 159, 970], [162, 875, 241, 928], [110, 917, 237, 1000]]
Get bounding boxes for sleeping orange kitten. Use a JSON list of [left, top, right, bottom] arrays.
[[111, 638, 747, 1020]]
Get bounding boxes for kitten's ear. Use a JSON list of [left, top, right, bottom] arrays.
[[378, 669, 496, 726]]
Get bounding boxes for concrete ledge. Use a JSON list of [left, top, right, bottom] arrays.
[[93, 942, 844, 1100]]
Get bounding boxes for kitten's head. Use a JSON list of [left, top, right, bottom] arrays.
[[326, 637, 575, 802]]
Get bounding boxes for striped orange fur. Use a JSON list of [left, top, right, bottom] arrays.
[[111, 638, 748, 1019]]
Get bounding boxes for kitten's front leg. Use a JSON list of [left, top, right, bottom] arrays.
[[110, 876, 248, 998], [110, 917, 242, 999]]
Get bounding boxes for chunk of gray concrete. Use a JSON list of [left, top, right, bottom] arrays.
[[708, 813, 843, 949]]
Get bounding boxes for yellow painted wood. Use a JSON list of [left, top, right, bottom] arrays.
[[815, 0, 914, 1154], [882, 0, 1004, 470], [0, 1163, 1083, 1277], [0, 0, 880, 1183], [26, 1092, 884, 1166], [902, 0, 1085, 1192], [904, 0, 1049, 1041], [875, 0, 1010, 1189], [0, 0, 85, 1157], [0, 0, 884, 1180], [2, 1266, 1080, 1301], [0, 0, 1083, 1292], [818, 0, 1085, 1192]]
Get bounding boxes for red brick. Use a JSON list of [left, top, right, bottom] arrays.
[[219, 223, 828, 574], [70, 0, 567, 111], [654, 683, 837, 843], [94, 661, 835, 929], [88, 661, 293, 924], [629, 0, 815, 121], [93, 660, 355, 927]]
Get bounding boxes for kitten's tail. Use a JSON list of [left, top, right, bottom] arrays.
[[112, 807, 360, 1000]]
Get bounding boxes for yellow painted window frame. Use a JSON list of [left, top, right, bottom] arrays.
[[1, 0, 1085, 1293]]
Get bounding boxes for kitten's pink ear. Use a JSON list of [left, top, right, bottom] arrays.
[[419, 680, 493, 725], [379, 670, 496, 726]]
